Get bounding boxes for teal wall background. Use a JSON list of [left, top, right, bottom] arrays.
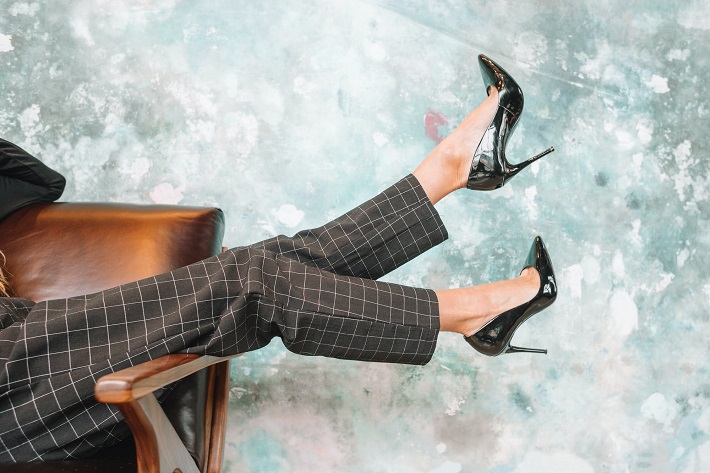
[[2, 1, 709, 471]]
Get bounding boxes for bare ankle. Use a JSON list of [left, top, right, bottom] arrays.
[[412, 89, 501, 202], [436, 268, 540, 338]]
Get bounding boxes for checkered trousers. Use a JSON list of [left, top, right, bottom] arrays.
[[0, 174, 448, 462]]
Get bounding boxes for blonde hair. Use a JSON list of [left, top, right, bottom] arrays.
[[0, 251, 9, 298]]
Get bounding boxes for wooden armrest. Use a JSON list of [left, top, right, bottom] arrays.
[[94, 353, 241, 404], [93, 353, 240, 473]]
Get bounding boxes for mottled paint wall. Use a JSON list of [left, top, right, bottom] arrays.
[[1, 1, 709, 472]]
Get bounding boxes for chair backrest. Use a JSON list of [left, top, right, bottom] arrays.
[[0, 202, 225, 301], [0, 201, 226, 468]]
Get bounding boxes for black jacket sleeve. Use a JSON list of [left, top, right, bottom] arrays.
[[0, 138, 66, 221]]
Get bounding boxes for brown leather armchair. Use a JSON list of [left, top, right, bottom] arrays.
[[0, 202, 240, 473]]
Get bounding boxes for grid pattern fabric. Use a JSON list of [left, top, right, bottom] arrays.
[[0, 174, 448, 462]]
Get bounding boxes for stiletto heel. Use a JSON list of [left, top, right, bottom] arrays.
[[506, 346, 547, 355], [467, 54, 555, 191], [511, 146, 555, 173], [464, 236, 557, 357]]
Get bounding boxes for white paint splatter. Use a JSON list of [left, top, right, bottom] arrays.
[[0, 34, 14, 52], [513, 32, 548, 69], [110, 53, 125, 65], [645, 74, 670, 93], [562, 264, 583, 300], [578, 53, 603, 81], [275, 204, 304, 228], [9, 2, 40, 16], [253, 82, 284, 127], [293, 76, 316, 97], [436, 443, 447, 454], [581, 255, 600, 284], [229, 387, 247, 399], [19, 104, 46, 139], [602, 63, 626, 87], [630, 219, 642, 245], [609, 289, 638, 337], [639, 269, 674, 295], [667, 48, 690, 61], [611, 250, 625, 279], [653, 273, 674, 293], [71, 15, 95, 46], [672, 140, 695, 203], [429, 461, 461, 473], [529, 160, 540, 176], [445, 396, 466, 416], [165, 81, 218, 118], [362, 41, 387, 61], [677, 248, 690, 268], [641, 392, 678, 432], [149, 183, 185, 204], [678, 3, 710, 30], [372, 131, 389, 147], [632, 152, 644, 170], [187, 119, 216, 142], [615, 129, 635, 149], [636, 119, 653, 144], [524, 186, 538, 219], [119, 157, 151, 181]]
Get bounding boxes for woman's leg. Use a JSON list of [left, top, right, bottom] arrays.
[[436, 267, 539, 337]]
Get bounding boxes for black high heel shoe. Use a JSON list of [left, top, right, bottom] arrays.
[[466, 54, 555, 191], [464, 236, 557, 356]]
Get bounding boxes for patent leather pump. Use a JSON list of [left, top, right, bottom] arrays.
[[467, 54, 554, 191], [464, 236, 557, 356]]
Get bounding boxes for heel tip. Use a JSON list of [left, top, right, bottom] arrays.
[[506, 346, 548, 354], [529, 147, 555, 162]]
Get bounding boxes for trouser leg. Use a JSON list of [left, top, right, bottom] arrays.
[[184, 247, 440, 364], [249, 174, 448, 278]]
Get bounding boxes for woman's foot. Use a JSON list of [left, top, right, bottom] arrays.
[[436, 265, 539, 337], [464, 236, 557, 356], [413, 87, 499, 205]]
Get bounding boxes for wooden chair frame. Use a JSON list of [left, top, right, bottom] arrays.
[[95, 354, 240, 473]]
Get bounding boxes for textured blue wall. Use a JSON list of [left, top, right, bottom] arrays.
[[2, 1, 709, 471]]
